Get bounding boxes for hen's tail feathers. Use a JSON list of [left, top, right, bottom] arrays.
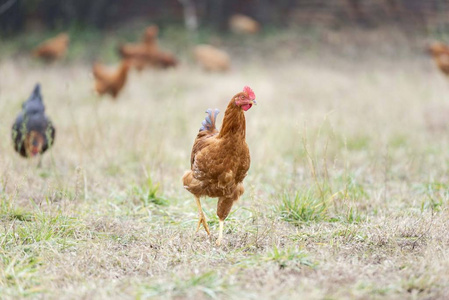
[[199, 109, 219, 132], [28, 83, 42, 103], [32, 83, 41, 98]]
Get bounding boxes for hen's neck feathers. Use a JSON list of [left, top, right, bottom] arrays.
[[218, 98, 246, 139], [116, 62, 129, 80]]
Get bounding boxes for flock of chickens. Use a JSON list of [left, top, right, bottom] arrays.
[[12, 18, 260, 245], [31, 15, 260, 99], [12, 19, 448, 245]]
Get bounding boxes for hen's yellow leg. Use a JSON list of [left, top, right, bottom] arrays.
[[216, 220, 224, 246], [195, 196, 210, 235]]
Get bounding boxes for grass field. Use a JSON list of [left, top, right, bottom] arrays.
[[1, 25, 449, 299]]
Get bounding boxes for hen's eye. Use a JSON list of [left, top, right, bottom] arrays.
[[240, 96, 244, 100]]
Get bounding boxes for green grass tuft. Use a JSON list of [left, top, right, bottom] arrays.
[[276, 189, 328, 225], [131, 177, 169, 207]]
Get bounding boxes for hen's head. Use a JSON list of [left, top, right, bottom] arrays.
[[25, 131, 44, 157], [60, 33, 69, 43], [144, 25, 159, 43], [234, 86, 256, 111]]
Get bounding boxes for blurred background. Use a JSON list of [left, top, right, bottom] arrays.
[[2, 0, 449, 65], [1, 0, 449, 34]]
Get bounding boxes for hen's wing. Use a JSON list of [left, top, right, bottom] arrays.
[[41, 116, 56, 153], [12, 113, 25, 156], [190, 109, 220, 167]]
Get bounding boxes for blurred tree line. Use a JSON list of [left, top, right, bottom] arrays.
[[1, 0, 448, 35]]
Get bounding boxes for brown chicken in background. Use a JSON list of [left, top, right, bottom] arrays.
[[118, 44, 148, 71], [182, 86, 257, 246], [92, 60, 130, 98], [32, 33, 69, 61], [118, 25, 159, 70], [194, 44, 230, 72], [429, 42, 449, 76], [229, 14, 260, 34], [119, 25, 177, 70]]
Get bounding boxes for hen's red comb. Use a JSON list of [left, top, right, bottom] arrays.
[[243, 86, 255, 100]]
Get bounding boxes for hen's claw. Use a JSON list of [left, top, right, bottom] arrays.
[[194, 196, 211, 235], [196, 213, 211, 235]]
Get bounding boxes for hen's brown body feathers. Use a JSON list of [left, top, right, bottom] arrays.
[[33, 33, 69, 61], [92, 61, 130, 98], [153, 51, 178, 68]]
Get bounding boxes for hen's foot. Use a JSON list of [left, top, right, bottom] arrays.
[[196, 213, 211, 235]]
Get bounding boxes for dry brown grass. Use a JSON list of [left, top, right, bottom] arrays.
[[1, 26, 449, 299]]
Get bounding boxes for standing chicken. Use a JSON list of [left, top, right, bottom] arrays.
[[118, 26, 158, 71], [92, 60, 130, 98], [182, 86, 257, 245], [119, 25, 178, 70], [12, 84, 56, 162], [32, 33, 69, 61]]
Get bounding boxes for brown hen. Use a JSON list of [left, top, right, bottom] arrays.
[[119, 25, 177, 70], [118, 25, 159, 69], [92, 60, 130, 98], [194, 44, 230, 72], [33, 33, 69, 61], [182, 86, 256, 245], [229, 14, 260, 34]]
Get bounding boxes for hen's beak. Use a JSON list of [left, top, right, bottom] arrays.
[[251, 100, 257, 105]]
